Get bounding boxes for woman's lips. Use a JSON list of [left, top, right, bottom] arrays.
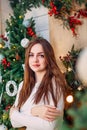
[[32, 64, 40, 67]]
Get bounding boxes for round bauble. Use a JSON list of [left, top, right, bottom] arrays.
[[76, 47, 87, 86], [0, 124, 8, 130], [21, 38, 29, 48], [23, 19, 31, 28]]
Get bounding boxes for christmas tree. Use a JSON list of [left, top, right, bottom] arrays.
[[0, 1, 36, 129]]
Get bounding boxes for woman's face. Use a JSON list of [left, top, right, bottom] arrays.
[[29, 44, 47, 73]]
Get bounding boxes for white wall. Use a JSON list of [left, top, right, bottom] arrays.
[[25, 6, 50, 41]]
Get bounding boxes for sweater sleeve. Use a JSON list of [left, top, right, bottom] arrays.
[[10, 109, 58, 130]]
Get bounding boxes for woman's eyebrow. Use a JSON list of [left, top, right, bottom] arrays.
[[29, 52, 44, 54]]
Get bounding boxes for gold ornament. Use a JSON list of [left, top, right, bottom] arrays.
[[2, 113, 8, 120], [19, 15, 23, 19], [0, 43, 4, 48]]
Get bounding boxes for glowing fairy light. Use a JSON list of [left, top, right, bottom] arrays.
[[66, 95, 74, 103]]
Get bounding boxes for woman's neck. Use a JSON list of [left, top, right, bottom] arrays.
[[35, 71, 46, 83]]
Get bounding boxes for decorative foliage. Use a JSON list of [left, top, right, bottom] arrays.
[[61, 90, 87, 130], [59, 45, 82, 89], [59, 46, 87, 130], [8, 0, 87, 36]]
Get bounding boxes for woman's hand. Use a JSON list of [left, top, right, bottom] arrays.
[[31, 105, 63, 122]]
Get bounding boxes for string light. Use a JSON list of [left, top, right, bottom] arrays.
[[77, 86, 82, 91], [0, 43, 3, 48], [66, 94, 74, 103]]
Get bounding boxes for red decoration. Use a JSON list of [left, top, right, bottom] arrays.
[[59, 54, 72, 63], [5, 105, 11, 111], [15, 53, 21, 60], [48, 1, 59, 16], [48, 0, 87, 36], [27, 27, 36, 37], [78, 9, 87, 18], [42, 0, 45, 4], [68, 16, 82, 36], [0, 35, 8, 41], [1, 58, 10, 69]]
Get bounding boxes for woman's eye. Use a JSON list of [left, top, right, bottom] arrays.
[[29, 54, 34, 57], [39, 55, 45, 58]]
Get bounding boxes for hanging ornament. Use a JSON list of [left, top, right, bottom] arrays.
[[6, 80, 18, 96], [23, 19, 31, 28], [0, 124, 8, 130], [0, 54, 4, 64], [2, 112, 9, 121], [76, 47, 87, 86], [21, 38, 30, 48], [15, 53, 21, 60]]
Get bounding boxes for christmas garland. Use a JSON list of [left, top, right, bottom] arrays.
[[8, 0, 87, 36]]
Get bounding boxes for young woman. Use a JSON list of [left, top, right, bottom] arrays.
[[10, 37, 66, 130]]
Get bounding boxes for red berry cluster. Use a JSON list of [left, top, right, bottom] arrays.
[[48, 1, 59, 16], [1, 58, 10, 69], [0, 35, 8, 41], [27, 27, 36, 37], [68, 16, 82, 36], [68, 9, 87, 36]]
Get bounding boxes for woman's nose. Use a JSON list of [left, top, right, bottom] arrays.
[[33, 56, 38, 62]]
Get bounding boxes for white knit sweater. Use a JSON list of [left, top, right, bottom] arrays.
[[10, 80, 64, 130]]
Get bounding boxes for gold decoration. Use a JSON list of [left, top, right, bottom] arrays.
[[0, 43, 4, 48], [19, 15, 23, 19]]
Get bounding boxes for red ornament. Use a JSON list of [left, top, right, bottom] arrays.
[[1, 58, 10, 69], [79, 9, 87, 18], [27, 27, 36, 37], [1, 58, 7, 65], [5, 105, 11, 111], [42, 0, 45, 4], [48, 1, 59, 17], [68, 16, 82, 36], [0, 35, 8, 41]]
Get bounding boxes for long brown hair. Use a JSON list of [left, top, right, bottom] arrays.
[[17, 37, 66, 108]]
